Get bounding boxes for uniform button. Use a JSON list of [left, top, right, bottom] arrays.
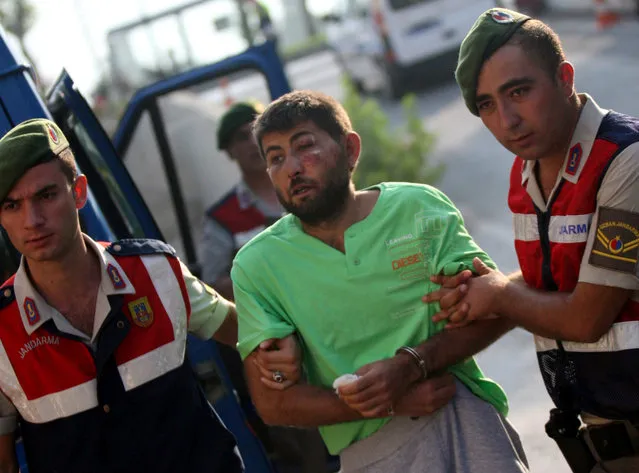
[[353, 258, 361, 266], [116, 321, 125, 329], [103, 404, 110, 414], [3, 289, 11, 298], [113, 244, 122, 252]]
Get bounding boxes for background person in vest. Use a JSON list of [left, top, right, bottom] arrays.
[[199, 103, 329, 473], [0, 119, 299, 473], [425, 8, 639, 473], [200, 101, 283, 300], [234, 90, 529, 473]]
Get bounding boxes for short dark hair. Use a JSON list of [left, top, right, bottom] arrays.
[[507, 19, 566, 81], [253, 90, 352, 156], [46, 148, 78, 184]]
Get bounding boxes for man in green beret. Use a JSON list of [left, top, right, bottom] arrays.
[[426, 8, 639, 472], [200, 101, 283, 297], [0, 118, 299, 473]]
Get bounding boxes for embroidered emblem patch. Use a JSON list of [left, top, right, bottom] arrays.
[[46, 123, 59, 145], [491, 10, 514, 24], [128, 297, 154, 328], [589, 207, 639, 274], [107, 264, 126, 290], [565, 143, 583, 176], [24, 298, 40, 325]]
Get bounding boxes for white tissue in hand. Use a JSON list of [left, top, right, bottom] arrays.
[[333, 374, 360, 392]]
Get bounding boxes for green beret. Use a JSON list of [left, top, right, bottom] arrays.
[[217, 101, 265, 150], [0, 118, 69, 202], [455, 8, 530, 116]]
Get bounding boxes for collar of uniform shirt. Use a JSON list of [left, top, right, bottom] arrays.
[[236, 180, 258, 210]]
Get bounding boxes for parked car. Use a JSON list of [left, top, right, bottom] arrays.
[[322, 0, 506, 99]]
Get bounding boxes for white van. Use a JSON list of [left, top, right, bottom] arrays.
[[323, 0, 514, 98]]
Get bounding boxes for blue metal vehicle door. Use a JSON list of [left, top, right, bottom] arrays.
[[107, 40, 305, 473], [112, 39, 290, 273], [44, 71, 276, 473], [108, 40, 293, 473]]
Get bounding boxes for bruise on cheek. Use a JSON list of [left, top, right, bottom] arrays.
[[299, 149, 321, 165]]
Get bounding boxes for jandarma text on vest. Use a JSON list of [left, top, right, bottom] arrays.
[[19, 336, 60, 359]]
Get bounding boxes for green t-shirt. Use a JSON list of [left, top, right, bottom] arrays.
[[232, 182, 508, 455]]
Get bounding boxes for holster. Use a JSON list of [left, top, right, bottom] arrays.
[[582, 420, 639, 465], [546, 409, 639, 473], [545, 409, 596, 473]]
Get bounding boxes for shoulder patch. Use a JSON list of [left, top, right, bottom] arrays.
[[0, 284, 16, 309], [589, 207, 639, 275], [106, 239, 177, 257]]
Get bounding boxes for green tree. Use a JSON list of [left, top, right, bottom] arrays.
[[342, 79, 444, 189], [0, 0, 38, 74]]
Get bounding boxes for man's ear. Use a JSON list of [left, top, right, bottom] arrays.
[[73, 175, 89, 210], [557, 61, 576, 99], [345, 132, 361, 173]]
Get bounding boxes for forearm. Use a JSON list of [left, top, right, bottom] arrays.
[[495, 282, 627, 343], [503, 270, 582, 338], [413, 318, 515, 374], [212, 276, 235, 302], [245, 356, 362, 427], [212, 306, 238, 347], [0, 434, 17, 473], [252, 380, 362, 427], [0, 461, 17, 473]]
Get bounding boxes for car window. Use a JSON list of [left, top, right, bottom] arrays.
[[108, 0, 252, 93], [70, 116, 146, 239], [121, 69, 271, 264]]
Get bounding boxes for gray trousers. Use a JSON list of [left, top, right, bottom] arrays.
[[339, 381, 529, 473]]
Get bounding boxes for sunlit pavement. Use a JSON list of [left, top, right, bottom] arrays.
[[288, 14, 639, 472]]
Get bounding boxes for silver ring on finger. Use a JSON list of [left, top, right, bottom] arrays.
[[272, 370, 286, 384]]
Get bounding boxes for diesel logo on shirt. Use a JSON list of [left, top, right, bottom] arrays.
[[392, 252, 424, 271]]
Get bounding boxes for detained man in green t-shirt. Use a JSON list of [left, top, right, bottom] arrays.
[[232, 90, 529, 473]]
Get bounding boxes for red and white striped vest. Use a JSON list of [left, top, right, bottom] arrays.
[[0, 241, 191, 423], [0, 239, 241, 473], [509, 110, 639, 419]]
